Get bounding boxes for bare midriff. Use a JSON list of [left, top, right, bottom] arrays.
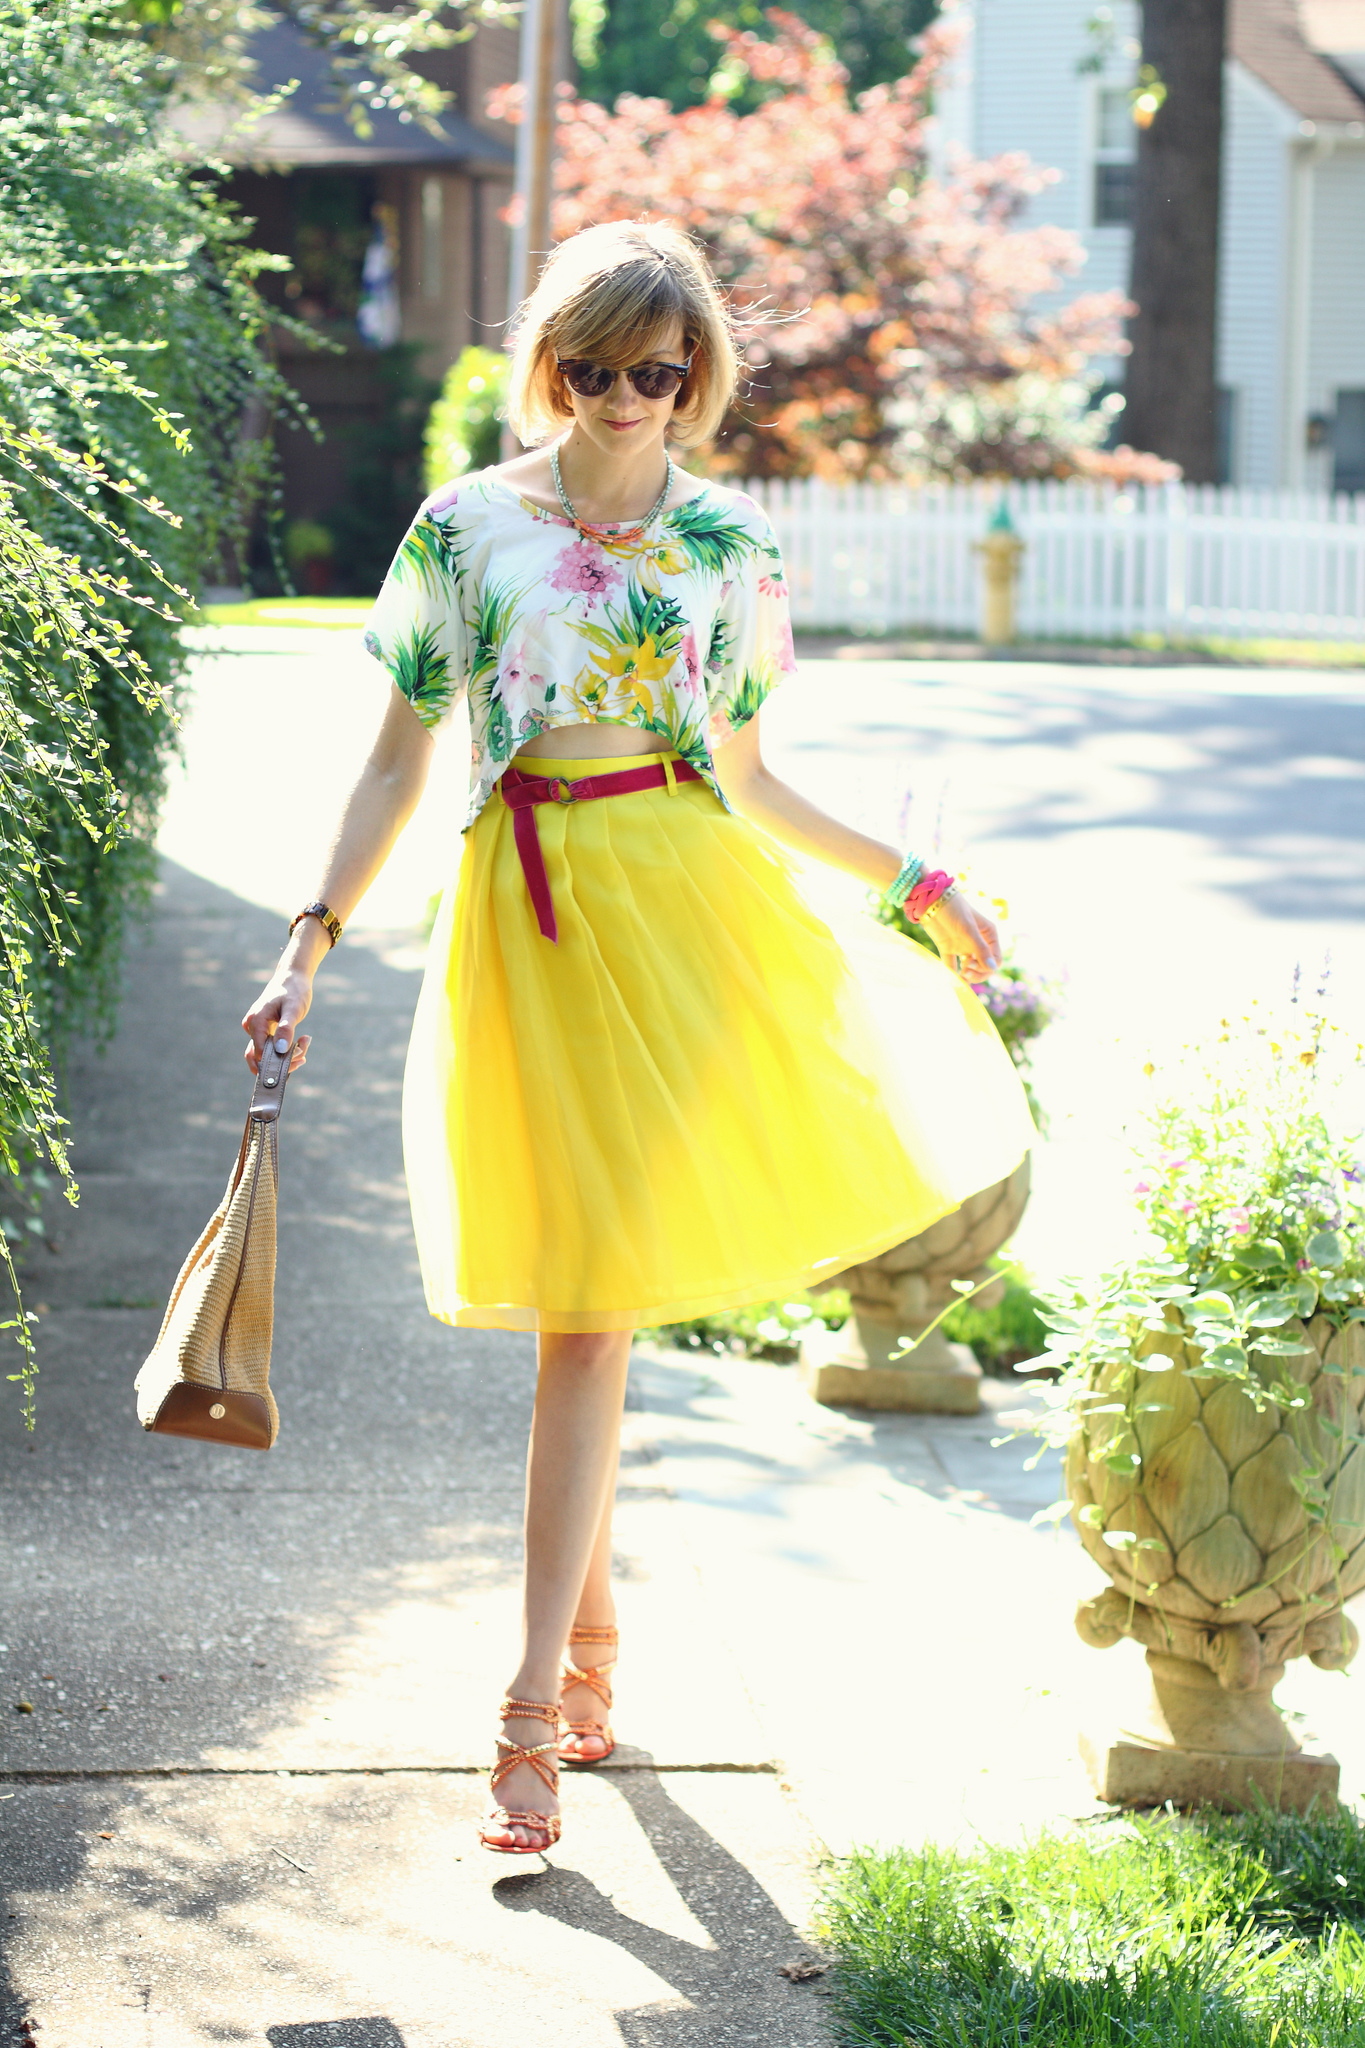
[[516, 723, 672, 761]]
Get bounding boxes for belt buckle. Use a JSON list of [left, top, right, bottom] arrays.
[[550, 777, 576, 805]]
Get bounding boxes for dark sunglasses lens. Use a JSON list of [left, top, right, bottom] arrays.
[[560, 361, 613, 397], [631, 364, 684, 399]]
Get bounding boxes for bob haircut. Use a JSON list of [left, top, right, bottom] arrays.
[[507, 220, 739, 450]]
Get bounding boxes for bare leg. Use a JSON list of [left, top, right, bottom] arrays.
[[559, 1443, 621, 1762], [484, 1329, 631, 1850]]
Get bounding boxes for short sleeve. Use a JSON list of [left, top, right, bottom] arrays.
[[363, 501, 470, 733], [703, 506, 797, 746]]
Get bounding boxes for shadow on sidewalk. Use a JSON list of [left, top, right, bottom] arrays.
[[494, 1769, 830, 2043]]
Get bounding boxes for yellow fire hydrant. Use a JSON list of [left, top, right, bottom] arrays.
[[975, 499, 1025, 646]]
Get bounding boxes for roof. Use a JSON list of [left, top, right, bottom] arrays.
[[166, 17, 515, 171], [1230, 0, 1365, 123]]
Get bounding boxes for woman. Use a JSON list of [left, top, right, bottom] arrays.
[[243, 220, 1034, 1856]]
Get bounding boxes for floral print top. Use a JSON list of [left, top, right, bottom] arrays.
[[363, 470, 797, 828]]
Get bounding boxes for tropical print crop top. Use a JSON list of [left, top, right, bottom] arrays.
[[363, 470, 797, 828]]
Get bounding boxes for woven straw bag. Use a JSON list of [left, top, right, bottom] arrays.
[[135, 1036, 293, 1450]]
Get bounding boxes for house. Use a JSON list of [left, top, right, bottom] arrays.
[[933, 0, 1365, 490], [169, 14, 518, 581]]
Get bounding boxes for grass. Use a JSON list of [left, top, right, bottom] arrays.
[[821, 1804, 1365, 2046], [198, 596, 374, 628]]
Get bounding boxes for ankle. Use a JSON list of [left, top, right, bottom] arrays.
[[504, 1674, 558, 1714]]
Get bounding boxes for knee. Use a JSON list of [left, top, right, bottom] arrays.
[[538, 1331, 630, 1375]]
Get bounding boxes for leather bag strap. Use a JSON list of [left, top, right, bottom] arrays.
[[248, 1033, 293, 1122]]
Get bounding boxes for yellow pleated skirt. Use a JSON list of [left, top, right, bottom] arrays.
[[402, 753, 1035, 1333]]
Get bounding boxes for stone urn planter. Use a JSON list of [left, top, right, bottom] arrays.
[[1069, 1312, 1365, 1811], [801, 1155, 1031, 1413]]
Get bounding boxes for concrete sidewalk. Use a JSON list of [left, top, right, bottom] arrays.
[[4, 703, 1365, 2040]]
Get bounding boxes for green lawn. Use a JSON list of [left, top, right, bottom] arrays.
[[821, 1806, 1365, 2046], [199, 597, 375, 629]]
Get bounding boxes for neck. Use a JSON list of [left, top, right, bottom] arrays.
[[556, 429, 671, 526]]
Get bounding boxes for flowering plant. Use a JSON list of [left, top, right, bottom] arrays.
[[1015, 1006, 1365, 1565]]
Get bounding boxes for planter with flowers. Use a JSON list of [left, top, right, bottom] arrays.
[[802, 905, 1057, 1413], [1016, 1004, 1365, 1810]]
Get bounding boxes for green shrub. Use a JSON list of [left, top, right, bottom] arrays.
[[941, 1261, 1048, 1372], [0, 0, 295, 1416], [423, 345, 509, 490]]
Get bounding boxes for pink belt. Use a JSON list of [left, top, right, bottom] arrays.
[[499, 758, 705, 943]]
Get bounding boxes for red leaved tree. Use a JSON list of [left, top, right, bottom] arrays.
[[491, 13, 1174, 481]]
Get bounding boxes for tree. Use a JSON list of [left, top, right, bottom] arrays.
[[126, 0, 512, 134], [1122, 0, 1227, 481], [573, 0, 938, 111], [496, 15, 1169, 481]]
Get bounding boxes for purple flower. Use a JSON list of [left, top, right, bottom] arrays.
[[548, 542, 622, 599], [680, 628, 699, 688], [426, 482, 461, 516]]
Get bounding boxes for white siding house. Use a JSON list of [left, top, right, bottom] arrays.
[[933, 0, 1365, 488]]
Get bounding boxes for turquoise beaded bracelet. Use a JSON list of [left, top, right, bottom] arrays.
[[883, 854, 925, 912]]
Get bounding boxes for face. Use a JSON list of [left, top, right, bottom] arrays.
[[554, 318, 690, 458]]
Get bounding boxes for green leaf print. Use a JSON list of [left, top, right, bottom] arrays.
[[486, 692, 514, 762], [395, 514, 463, 597], [663, 499, 759, 578], [725, 660, 773, 732], [468, 577, 524, 715], [391, 623, 454, 729], [705, 612, 736, 677]]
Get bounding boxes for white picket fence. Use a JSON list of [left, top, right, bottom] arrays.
[[740, 477, 1365, 642]]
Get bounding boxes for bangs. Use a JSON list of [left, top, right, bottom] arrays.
[[550, 264, 695, 365]]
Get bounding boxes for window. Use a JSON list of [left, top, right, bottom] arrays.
[[1093, 86, 1136, 227], [1334, 391, 1365, 495]]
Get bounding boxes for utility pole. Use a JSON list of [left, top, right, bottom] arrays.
[[507, 0, 562, 321]]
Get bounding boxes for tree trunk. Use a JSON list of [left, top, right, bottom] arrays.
[[1122, 0, 1227, 482]]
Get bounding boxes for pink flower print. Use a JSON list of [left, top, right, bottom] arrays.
[[1132, 1180, 1152, 1196], [548, 541, 622, 599], [775, 613, 796, 673], [426, 481, 461, 516], [759, 573, 787, 598], [680, 629, 699, 688], [1220, 1206, 1252, 1236]]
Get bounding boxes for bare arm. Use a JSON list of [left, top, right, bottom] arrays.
[[241, 684, 435, 1072], [711, 712, 1001, 981]]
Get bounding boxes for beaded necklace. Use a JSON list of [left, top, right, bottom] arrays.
[[551, 442, 674, 544]]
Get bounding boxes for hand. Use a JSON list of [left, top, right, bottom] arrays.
[[921, 891, 1001, 984], [241, 931, 323, 1077]]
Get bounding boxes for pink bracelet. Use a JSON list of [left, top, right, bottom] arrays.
[[904, 870, 955, 922]]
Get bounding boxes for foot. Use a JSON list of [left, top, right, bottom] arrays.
[[559, 1625, 617, 1766], [480, 1699, 561, 1855]]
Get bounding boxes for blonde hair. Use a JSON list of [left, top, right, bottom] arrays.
[[507, 220, 739, 449]]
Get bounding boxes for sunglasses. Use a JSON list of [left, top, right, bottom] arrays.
[[556, 356, 692, 401]]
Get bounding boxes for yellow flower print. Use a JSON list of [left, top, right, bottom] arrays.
[[636, 544, 691, 594]]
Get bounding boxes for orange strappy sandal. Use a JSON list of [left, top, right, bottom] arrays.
[[479, 1697, 562, 1855], [558, 1624, 617, 1766]]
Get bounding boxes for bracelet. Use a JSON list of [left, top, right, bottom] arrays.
[[883, 854, 925, 912], [289, 900, 343, 948], [904, 871, 956, 923], [919, 880, 959, 920]]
